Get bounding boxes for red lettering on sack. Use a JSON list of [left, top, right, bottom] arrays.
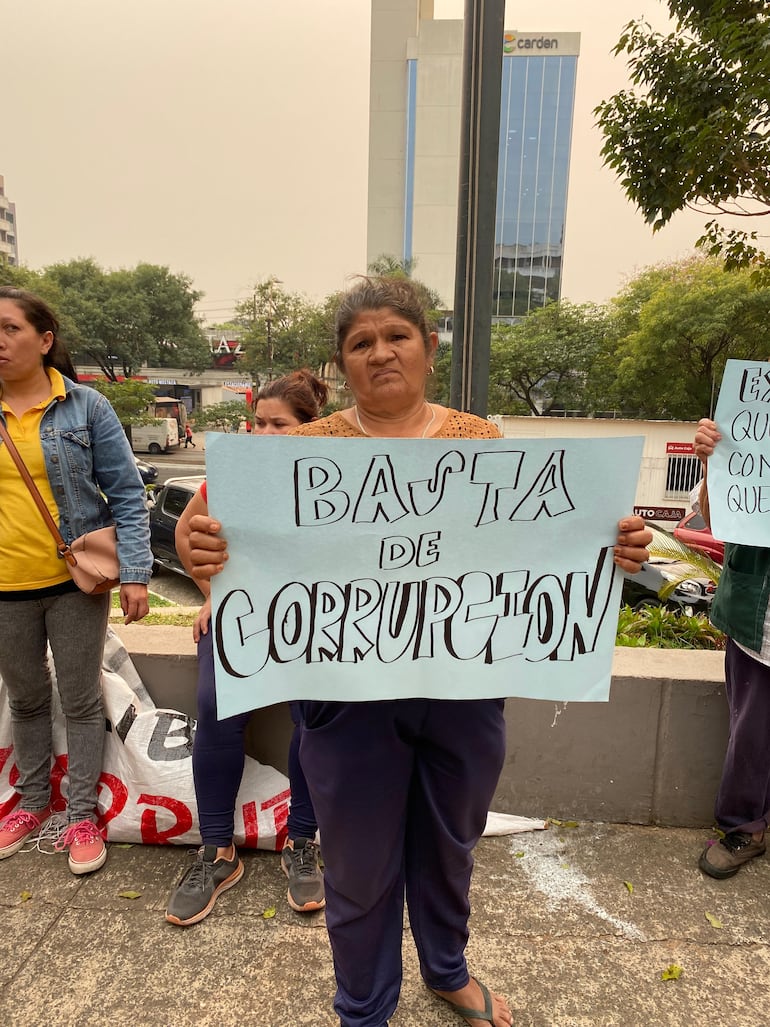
[[50, 755, 69, 812], [242, 800, 259, 848], [0, 747, 20, 819], [138, 794, 193, 844], [96, 773, 129, 829], [0, 793, 20, 819], [263, 788, 291, 851]]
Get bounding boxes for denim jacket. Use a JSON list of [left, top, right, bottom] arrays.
[[1, 376, 153, 585]]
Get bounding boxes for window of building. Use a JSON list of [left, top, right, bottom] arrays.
[[665, 454, 701, 499]]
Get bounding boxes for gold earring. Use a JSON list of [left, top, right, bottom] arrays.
[[427, 366, 435, 376], [342, 380, 349, 390]]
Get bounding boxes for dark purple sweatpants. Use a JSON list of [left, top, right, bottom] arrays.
[[714, 639, 770, 836], [299, 696, 506, 1027], [193, 630, 317, 845]]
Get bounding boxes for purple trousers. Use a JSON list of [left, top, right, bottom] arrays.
[[714, 639, 770, 835], [299, 697, 506, 1027]]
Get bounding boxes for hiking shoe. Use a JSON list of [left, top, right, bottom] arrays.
[[281, 838, 325, 912], [699, 831, 766, 879], [54, 820, 107, 874], [0, 807, 52, 859], [165, 845, 244, 926]]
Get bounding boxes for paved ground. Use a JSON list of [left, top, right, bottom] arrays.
[[1, 821, 769, 1026]]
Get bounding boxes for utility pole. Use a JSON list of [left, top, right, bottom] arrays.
[[265, 277, 282, 380], [266, 313, 274, 380], [449, 0, 505, 416]]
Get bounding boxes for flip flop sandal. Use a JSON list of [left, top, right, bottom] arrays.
[[440, 977, 495, 1023]]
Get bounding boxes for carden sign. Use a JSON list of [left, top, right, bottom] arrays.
[[207, 433, 643, 715]]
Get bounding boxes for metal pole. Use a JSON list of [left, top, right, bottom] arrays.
[[449, 0, 505, 415]]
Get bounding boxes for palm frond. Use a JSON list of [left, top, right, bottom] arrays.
[[647, 526, 722, 599]]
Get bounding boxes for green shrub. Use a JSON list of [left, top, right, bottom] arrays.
[[616, 604, 725, 650]]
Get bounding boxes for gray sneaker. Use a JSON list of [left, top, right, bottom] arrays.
[[699, 832, 766, 879], [165, 845, 244, 926], [281, 838, 325, 912]]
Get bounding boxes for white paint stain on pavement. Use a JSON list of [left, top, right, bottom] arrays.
[[514, 830, 645, 941]]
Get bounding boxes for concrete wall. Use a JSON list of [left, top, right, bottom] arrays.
[[114, 625, 728, 829]]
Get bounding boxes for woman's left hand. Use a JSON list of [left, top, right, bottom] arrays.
[[614, 516, 652, 574], [120, 583, 149, 624]]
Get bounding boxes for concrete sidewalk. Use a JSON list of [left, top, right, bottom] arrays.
[[1, 822, 769, 1026]]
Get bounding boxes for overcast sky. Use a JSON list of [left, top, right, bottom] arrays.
[[4, 1, 723, 323]]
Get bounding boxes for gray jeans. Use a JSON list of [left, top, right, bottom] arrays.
[[0, 590, 110, 823]]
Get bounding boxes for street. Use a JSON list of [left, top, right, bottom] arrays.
[[144, 443, 205, 485], [149, 563, 203, 606]]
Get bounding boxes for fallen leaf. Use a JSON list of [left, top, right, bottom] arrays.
[[705, 911, 723, 929], [514, 851, 525, 859], [623, 881, 634, 894], [114, 843, 134, 849], [263, 907, 277, 919], [661, 964, 683, 981], [118, 890, 142, 900], [548, 818, 579, 828], [19, 891, 32, 903]]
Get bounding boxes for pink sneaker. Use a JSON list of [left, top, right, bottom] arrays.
[[54, 820, 107, 874], [0, 807, 52, 859]]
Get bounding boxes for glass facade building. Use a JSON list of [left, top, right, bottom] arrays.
[[367, 7, 579, 320], [493, 51, 578, 319]]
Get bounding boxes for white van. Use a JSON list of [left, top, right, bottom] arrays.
[[130, 418, 180, 455]]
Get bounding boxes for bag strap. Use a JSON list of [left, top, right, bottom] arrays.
[[0, 418, 77, 567]]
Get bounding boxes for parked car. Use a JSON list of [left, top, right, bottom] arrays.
[[149, 476, 205, 575], [674, 511, 725, 564], [134, 456, 158, 485], [621, 558, 716, 615]]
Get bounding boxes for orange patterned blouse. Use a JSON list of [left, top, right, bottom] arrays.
[[289, 408, 501, 440]]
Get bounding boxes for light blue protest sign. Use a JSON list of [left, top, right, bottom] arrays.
[[709, 359, 770, 547], [206, 433, 643, 715]]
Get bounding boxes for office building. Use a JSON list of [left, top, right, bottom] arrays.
[[368, 1, 579, 318], [0, 175, 19, 266]]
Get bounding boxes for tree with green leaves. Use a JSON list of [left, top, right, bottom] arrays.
[[42, 259, 209, 379], [235, 278, 333, 382], [192, 400, 249, 434], [488, 301, 610, 415], [607, 257, 770, 419], [87, 379, 158, 426], [596, 1, 770, 273]]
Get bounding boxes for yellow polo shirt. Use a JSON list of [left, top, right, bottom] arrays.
[[0, 369, 73, 590]]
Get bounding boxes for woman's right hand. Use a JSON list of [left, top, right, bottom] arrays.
[[188, 514, 228, 581], [694, 418, 721, 463], [193, 595, 212, 643]]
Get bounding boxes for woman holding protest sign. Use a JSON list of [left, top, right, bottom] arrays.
[[0, 286, 151, 875], [165, 369, 328, 927], [694, 417, 770, 879], [185, 277, 651, 1027]]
